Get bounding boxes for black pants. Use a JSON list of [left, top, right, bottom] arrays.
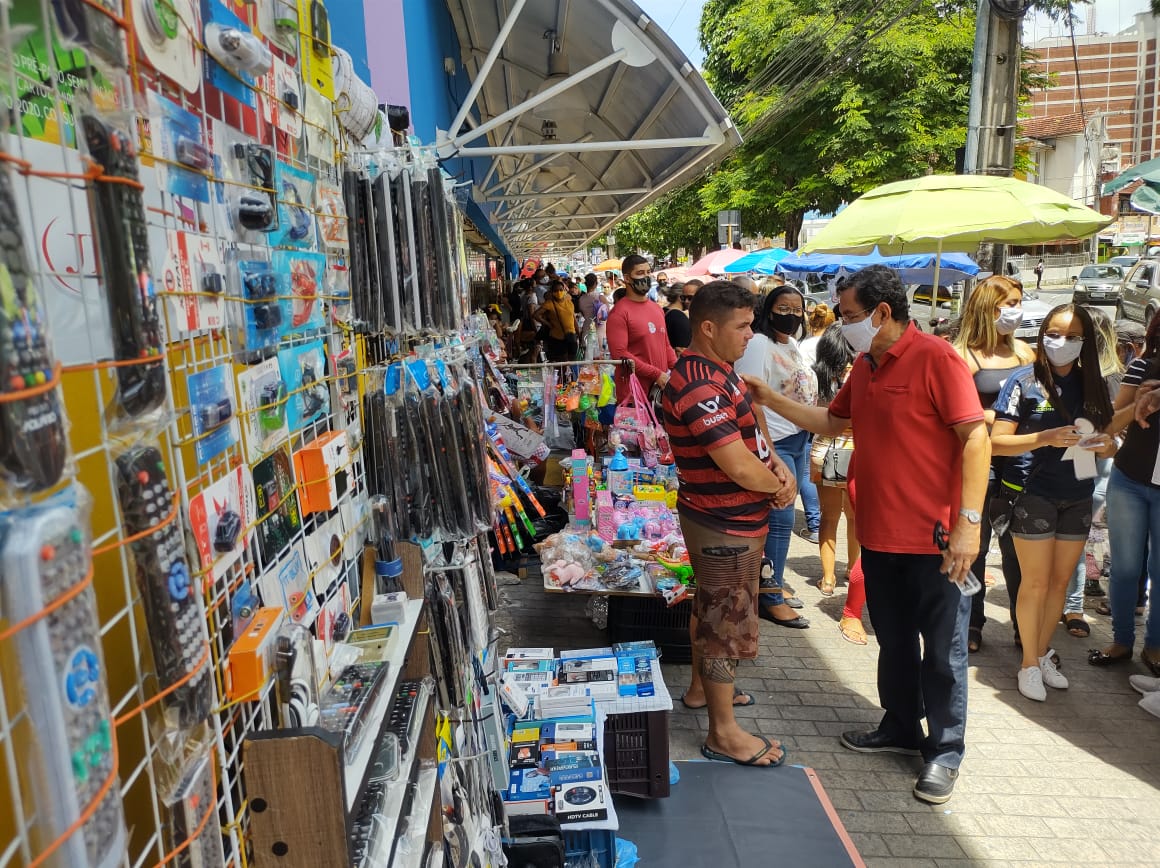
[[970, 477, 1023, 633], [863, 549, 971, 769]]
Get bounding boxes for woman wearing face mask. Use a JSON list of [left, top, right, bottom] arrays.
[[533, 280, 579, 362], [953, 276, 1036, 652], [990, 304, 1117, 701], [735, 285, 817, 628]]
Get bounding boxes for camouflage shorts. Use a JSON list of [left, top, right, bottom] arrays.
[[680, 515, 765, 661]]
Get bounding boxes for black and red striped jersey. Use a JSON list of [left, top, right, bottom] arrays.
[[661, 353, 772, 537]]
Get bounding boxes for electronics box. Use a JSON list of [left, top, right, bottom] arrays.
[[292, 429, 349, 514], [227, 607, 285, 700]]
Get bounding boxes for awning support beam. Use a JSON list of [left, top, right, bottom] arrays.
[[447, 0, 528, 140], [458, 134, 723, 157]]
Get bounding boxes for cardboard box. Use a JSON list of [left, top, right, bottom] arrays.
[[226, 607, 285, 700], [292, 429, 349, 514]]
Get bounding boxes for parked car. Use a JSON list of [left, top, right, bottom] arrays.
[[1107, 254, 1140, 270], [1072, 264, 1125, 310], [1014, 294, 1053, 341], [912, 284, 962, 307], [1119, 258, 1160, 325]]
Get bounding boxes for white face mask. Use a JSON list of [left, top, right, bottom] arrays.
[[842, 310, 880, 354], [995, 307, 1023, 335], [1043, 335, 1083, 366]]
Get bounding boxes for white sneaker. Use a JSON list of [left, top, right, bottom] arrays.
[[1018, 665, 1047, 701], [1038, 650, 1069, 689], [1129, 674, 1160, 695], [1140, 690, 1160, 719]]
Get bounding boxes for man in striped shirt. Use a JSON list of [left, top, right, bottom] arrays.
[[662, 280, 797, 768]]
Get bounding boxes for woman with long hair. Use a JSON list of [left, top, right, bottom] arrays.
[[953, 275, 1036, 653], [991, 304, 1117, 701], [809, 324, 868, 642], [533, 279, 578, 362], [1089, 312, 1160, 672], [735, 285, 816, 629], [800, 303, 836, 369]]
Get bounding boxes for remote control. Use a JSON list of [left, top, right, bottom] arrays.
[[169, 755, 225, 868], [318, 661, 388, 763], [348, 779, 386, 865], [385, 680, 422, 754], [0, 163, 67, 491], [81, 115, 168, 418], [115, 446, 212, 728], [1, 505, 126, 868]]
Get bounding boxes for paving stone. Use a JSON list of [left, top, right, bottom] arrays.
[[884, 834, 966, 859], [848, 831, 891, 858]]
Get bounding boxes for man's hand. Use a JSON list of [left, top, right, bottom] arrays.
[[940, 518, 980, 586], [1136, 380, 1160, 428], [770, 454, 797, 509], [656, 370, 670, 389], [740, 374, 778, 407]]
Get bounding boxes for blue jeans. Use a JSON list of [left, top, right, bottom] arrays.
[[1106, 467, 1160, 649], [863, 549, 970, 769], [1064, 457, 1112, 614], [760, 430, 812, 607], [802, 436, 820, 532]]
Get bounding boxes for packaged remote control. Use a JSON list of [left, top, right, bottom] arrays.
[[167, 753, 226, 868], [317, 661, 388, 763], [81, 114, 168, 420], [114, 445, 213, 729], [0, 162, 69, 497], [0, 500, 127, 868]]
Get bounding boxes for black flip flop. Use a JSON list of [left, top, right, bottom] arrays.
[[701, 736, 787, 767], [1062, 615, 1090, 638], [1088, 647, 1132, 666], [680, 686, 756, 710], [968, 626, 983, 653]]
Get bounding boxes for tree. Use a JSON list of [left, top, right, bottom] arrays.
[[698, 0, 977, 248], [610, 181, 718, 262]]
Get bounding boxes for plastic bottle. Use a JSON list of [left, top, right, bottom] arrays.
[[608, 445, 633, 498]]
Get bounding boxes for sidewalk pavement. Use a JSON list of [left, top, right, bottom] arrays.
[[497, 529, 1160, 867]]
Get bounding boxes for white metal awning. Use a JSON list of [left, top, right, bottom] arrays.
[[440, 0, 741, 259]]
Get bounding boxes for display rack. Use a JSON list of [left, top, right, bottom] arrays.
[[0, 1, 502, 867]]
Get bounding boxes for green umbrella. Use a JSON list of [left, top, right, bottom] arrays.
[[1103, 157, 1160, 215], [801, 174, 1112, 256]]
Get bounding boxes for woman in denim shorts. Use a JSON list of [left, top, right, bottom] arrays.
[[990, 304, 1117, 702]]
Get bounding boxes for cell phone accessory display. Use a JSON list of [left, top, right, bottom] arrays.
[[408, 170, 440, 332], [425, 166, 465, 332], [273, 622, 320, 728], [204, 21, 272, 76], [115, 446, 212, 729], [343, 167, 382, 333], [230, 144, 279, 233], [317, 661, 388, 763], [273, 250, 325, 333], [186, 364, 239, 464], [231, 257, 283, 357], [236, 356, 289, 461], [81, 114, 168, 419], [370, 170, 403, 332], [0, 503, 127, 868], [252, 448, 302, 564], [276, 340, 329, 432], [187, 462, 254, 581], [296, 0, 334, 98], [167, 754, 226, 868], [134, 0, 202, 92], [385, 679, 431, 756], [274, 162, 316, 249], [0, 162, 68, 496], [51, 0, 126, 68]]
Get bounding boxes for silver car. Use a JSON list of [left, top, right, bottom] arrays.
[[1071, 264, 1125, 310]]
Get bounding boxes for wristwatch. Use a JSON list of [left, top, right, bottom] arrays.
[[959, 508, 982, 524]]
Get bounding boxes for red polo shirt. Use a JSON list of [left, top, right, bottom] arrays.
[[829, 323, 983, 554]]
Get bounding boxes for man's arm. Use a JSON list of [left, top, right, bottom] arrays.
[[706, 440, 786, 495], [753, 406, 796, 508], [943, 419, 990, 585], [741, 375, 848, 437], [1136, 380, 1160, 427]]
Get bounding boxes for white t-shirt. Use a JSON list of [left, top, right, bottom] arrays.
[[734, 333, 819, 442], [799, 335, 821, 370]]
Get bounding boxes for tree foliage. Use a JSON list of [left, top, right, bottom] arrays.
[[611, 0, 1091, 256]]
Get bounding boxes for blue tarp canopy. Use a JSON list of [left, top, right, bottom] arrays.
[[776, 247, 980, 285], [722, 248, 790, 273]]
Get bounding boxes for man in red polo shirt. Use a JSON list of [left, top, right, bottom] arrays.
[[745, 265, 989, 804], [662, 280, 796, 768], [607, 254, 677, 403]]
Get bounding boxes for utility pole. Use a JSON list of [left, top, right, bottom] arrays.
[[964, 0, 1029, 279]]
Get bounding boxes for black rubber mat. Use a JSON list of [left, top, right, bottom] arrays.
[[615, 761, 862, 868]]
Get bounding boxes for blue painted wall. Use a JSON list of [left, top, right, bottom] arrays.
[[327, 1, 371, 82]]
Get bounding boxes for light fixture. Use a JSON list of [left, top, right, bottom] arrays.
[[540, 120, 557, 141], [532, 30, 591, 123]]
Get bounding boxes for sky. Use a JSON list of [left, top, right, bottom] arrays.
[[637, 0, 708, 67]]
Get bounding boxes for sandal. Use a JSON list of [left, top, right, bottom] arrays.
[[700, 735, 786, 767], [839, 616, 868, 645], [819, 576, 836, 597], [968, 626, 983, 654], [680, 686, 756, 710], [1062, 615, 1090, 638], [1142, 649, 1160, 677], [1088, 645, 1132, 666], [1096, 601, 1112, 616]]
